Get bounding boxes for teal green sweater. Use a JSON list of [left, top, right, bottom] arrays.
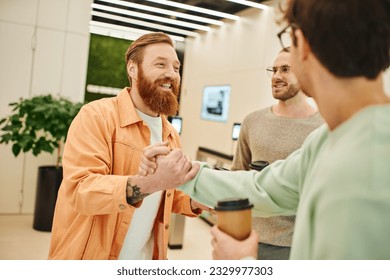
[[180, 105, 390, 259]]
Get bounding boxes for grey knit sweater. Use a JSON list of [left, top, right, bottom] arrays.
[[231, 106, 324, 246]]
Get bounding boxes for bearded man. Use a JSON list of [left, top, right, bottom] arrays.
[[230, 49, 323, 260], [48, 32, 205, 260]]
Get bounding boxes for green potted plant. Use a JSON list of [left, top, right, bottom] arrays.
[[0, 94, 83, 231]]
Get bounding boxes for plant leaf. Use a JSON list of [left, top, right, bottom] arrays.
[[12, 143, 21, 157], [0, 133, 13, 143], [0, 94, 84, 163]]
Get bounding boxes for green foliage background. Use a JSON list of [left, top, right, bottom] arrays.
[[85, 34, 132, 102], [0, 95, 83, 166]]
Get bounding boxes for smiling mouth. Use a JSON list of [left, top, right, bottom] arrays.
[[273, 83, 287, 88], [161, 83, 172, 89]]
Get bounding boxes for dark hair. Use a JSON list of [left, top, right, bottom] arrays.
[[125, 32, 174, 85], [283, 0, 390, 79]]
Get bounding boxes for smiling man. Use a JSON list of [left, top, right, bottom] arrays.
[[231, 49, 323, 259], [48, 32, 204, 260]]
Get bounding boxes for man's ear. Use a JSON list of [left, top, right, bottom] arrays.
[[127, 61, 137, 80], [294, 29, 311, 61]]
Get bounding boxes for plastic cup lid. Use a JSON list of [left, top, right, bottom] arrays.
[[214, 198, 253, 211], [249, 160, 269, 171]]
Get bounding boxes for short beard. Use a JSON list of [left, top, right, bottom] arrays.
[[137, 67, 179, 116], [274, 83, 300, 101]]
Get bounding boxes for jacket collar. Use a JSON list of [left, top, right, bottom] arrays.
[[118, 87, 141, 127]]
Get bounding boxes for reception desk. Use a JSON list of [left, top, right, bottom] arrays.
[[196, 146, 233, 170]]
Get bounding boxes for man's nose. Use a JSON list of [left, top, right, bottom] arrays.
[[272, 75, 282, 84], [164, 66, 178, 78], [273, 69, 283, 79]]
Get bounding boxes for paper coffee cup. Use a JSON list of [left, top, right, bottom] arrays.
[[215, 198, 253, 240]]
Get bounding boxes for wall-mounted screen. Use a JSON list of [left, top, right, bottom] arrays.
[[201, 85, 231, 122], [168, 116, 183, 135], [232, 122, 241, 140]]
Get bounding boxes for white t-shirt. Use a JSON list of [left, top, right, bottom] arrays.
[[118, 109, 163, 260]]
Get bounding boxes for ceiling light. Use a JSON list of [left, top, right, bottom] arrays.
[[89, 20, 186, 42], [146, 0, 240, 20], [97, 0, 224, 26], [92, 3, 211, 32], [227, 0, 269, 10], [91, 11, 199, 37]]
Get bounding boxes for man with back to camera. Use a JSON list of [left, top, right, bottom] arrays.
[[231, 48, 323, 260], [141, 0, 390, 259], [48, 32, 206, 260]]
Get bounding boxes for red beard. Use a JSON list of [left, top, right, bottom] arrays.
[[137, 67, 180, 116]]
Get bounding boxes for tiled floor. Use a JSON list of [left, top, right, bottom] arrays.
[[0, 214, 213, 260]]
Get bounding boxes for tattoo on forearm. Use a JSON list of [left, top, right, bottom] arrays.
[[126, 182, 150, 205]]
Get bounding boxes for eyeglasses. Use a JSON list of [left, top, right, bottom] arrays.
[[277, 23, 299, 52], [266, 65, 291, 78]]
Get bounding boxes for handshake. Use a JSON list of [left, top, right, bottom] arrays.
[[134, 141, 259, 260], [135, 141, 200, 193], [130, 141, 210, 211]]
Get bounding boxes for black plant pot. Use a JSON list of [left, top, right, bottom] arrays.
[[33, 166, 63, 232]]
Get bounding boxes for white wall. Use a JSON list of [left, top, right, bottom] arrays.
[[0, 0, 92, 213], [179, 7, 282, 160]]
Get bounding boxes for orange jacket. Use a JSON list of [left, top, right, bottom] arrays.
[[48, 88, 199, 260]]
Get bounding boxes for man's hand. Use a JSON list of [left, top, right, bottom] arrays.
[[211, 226, 258, 260], [135, 145, 200, 193], [191, 199, 215, 214], [138, 141, 170, 176]]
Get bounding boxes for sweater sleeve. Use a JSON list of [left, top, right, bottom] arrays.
[[180, 159, 299, 217]]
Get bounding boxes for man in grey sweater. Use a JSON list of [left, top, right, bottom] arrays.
[[231, 49, 323, 259]]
